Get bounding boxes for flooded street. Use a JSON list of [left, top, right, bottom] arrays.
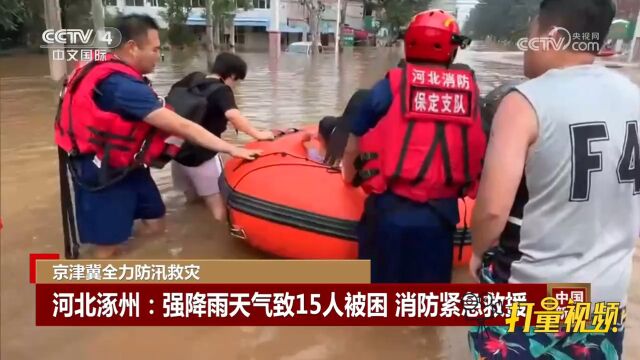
[[1, 47, 639, 359]]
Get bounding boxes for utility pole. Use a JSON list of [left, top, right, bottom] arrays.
[[92, 0, 106, 45], [44, 0, 66, 81], [230, 0, 237, 49], [629, 10, 640, 63], [335, 0, 340, 53], [269, 0, 281, 55], [205, 0, 215, 63]]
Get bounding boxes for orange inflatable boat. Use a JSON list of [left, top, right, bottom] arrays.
[[220, 127, 474, 266]]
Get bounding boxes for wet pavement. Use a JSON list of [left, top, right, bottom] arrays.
[[1, 46, 639, 359]]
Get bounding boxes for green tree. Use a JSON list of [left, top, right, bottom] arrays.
[[0, 0, 26, 31], [160, 0, 195, 46], [464, 0, 539, 43], [104, 7, 123, 28], [205, 0, 252, 49], [365, 0, 432, 39], [19, 0, 45, 49], [299, 0, 326, 54], [60, 0, 93, 29]]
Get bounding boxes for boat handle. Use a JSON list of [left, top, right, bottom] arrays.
[[271, 128, 300, 139], [229, 226, 248, 241]]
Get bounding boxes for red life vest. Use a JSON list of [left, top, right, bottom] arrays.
[[356, 63, 487, 202], [55, 55, 181, 178]]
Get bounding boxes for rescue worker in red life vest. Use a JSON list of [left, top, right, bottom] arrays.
[[342, 10, 487, 283], [55, 14, 261, 259]]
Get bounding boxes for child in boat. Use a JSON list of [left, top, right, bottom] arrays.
[[303, 89, 371, 166], [303, 116, 339, 163]]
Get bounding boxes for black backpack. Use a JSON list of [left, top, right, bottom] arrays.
[[165, 72, 224, 124]]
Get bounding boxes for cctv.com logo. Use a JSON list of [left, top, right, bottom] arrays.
[[41, 28, 122, 49], [516, 26, 601, 52]]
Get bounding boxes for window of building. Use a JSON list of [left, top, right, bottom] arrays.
[[253, 0, 270, 9], [105, 0, 117, 6], [126, 0, 144, 6], [149, 0, 167, 6]]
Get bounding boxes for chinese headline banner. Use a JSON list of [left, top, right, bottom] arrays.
[[31, 257, 616, 330], [37, 283, 548, 326]]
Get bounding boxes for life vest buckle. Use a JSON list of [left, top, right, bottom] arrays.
[[354, 152, 378, 170], [360, 152, 378, 161], [359, 169, 380, 181]]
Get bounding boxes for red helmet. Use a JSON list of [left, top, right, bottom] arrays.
[[404, 9, 471, 64]]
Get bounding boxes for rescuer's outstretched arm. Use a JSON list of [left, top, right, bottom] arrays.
[[144, 108, 262, 160], [225, 109, 275, 141]]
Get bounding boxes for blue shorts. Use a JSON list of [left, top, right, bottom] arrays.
[[71, 157, 166, 246], [357, 192, 459, 283]]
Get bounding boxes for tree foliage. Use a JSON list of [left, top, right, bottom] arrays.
[[160, 0, 196, 46], [207, 0, 252, 48], [463, 0, 540, 43], [366, 0, 432, 34], [0, 0, 27, 32], [299, 0, 325, 54], [1, 0, 95, 49], [60, 0, 93, 29]]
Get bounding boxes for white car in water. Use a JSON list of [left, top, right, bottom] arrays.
[[285, 41, 324, 55]]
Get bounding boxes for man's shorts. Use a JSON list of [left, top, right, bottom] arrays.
[[171, 155, 223, 197], [468, 249, 625, 359], [71, 156, 166, 246], [468, 326, 625, 359]]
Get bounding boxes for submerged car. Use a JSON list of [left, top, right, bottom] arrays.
[[285, 41, 324, 55]]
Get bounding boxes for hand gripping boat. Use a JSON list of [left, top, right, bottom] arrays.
[[220, 127, 474, 265]]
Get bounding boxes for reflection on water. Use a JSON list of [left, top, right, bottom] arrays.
[[1, 47, 638, 359]]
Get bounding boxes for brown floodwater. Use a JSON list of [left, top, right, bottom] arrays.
[[1, 46, 639, 359]]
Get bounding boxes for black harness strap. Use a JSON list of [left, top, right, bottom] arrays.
[[438, 124, 453, 186], [412, 123, 451, 186], [88, 138, 131, 152], [412, 125, 443, 186], [461, 125, 472, 186], [390, 65, 417, 183], [458, 215, 469, 261], [58, 148, 80, 259], [87, 126, 136, 142], [352, 152, 379, 187], [98, 144, 114, 186], [352, 168, 380, 187], [392, 120, 416, 183], [134, 128, 158, 164], [353, 152, 378, 170], [55, 78, 68, 135], [66, 90, 80, 155], [399, 65, 408, 117]]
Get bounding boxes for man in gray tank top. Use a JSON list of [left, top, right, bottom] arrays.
[[468, 0, 639, 358]]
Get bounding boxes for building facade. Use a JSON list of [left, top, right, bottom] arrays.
[[105, 0, 367, 51]]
